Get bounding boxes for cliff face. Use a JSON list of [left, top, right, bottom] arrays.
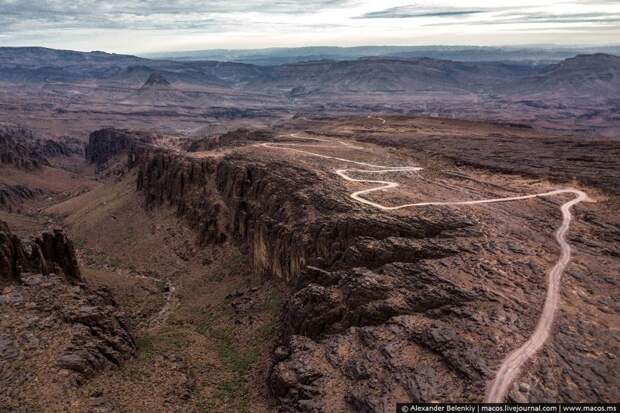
[[0, 127, 49, 169], [0, 127, 81, 170], [86, 129, 505, 409], [86, 128, 475, 285], [132, 145, 471, 282], [0, 220, 81, 284], [83, 128, 619, 408], [129, 139, 500, 410], [85, 128, 153, 166], [134, 147, 336, 280], [0, 128, 84, 211]]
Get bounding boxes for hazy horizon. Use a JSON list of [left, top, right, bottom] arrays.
[[1, 0, 619, 54], [3, 43, 620, 56]]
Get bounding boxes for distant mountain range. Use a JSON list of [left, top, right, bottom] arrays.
[[1, 47, 618, 100], [142, 45, 620, 66], [503, 54, 620, 99], [1, 46, 619, 139]]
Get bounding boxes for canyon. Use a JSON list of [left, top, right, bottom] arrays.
[[0, 47, 618, 412]]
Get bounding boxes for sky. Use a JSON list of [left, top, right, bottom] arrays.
[[0, 0, 618, 54]]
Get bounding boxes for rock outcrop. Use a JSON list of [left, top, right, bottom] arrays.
[[39, 136, 83, 158], [0, 127, 83, 211], [0, 220, 80, 284], [86, 129, 495, 409], [0, 127, 49, 169], [0, 274, 136, 409], [131, 144, 473, 282], [85, 128, 153, 166], [0, 221, 135, 410], [0, 183, 42, 212], [0, 126, 80, 170], [84, 127, 619, 409]]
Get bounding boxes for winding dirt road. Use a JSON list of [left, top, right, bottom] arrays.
[[368, 115, 387, 125], [261, 134, 592, 402], [485, 188, 589, 401]]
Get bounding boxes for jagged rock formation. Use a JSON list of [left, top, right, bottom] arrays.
[[85, 128, 153, 166], [131, 148, 474, 282], [0, 220, 81, 284], [0, 183, 42, 211], [86, 129, 492, 408], [38, 137, 82, 158], [135, 149, 348, 279], [0, 127, 80, 170], [0, 221, 135, 410], [85, 128, 619, 409], [0, 127, 83, 210], [0, 127, 49, 169]]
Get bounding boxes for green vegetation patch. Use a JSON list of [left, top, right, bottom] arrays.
[[209, 253, 250, 282], [72, 238, 85, 249], [136, 328, 191, 361]]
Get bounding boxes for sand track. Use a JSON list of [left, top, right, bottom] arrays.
[[260, 134, 592, 402]]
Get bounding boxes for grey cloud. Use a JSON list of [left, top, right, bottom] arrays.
[[0, 0, 351, 32], [468, 11, 620, 26], [506, 24, 620, 32], [0, 0, 350, 15], [357, 5, 484, 19], [575, 0, 620, 4]]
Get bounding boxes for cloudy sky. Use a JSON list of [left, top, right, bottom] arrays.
[[0, 0, 618, 53]]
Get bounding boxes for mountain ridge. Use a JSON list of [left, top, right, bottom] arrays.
[[141, 44, 620, 65], [0, 46, 618, 136], [1, 46, 618, 96]]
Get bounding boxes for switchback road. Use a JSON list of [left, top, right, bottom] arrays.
[[260, 134, 591, 402]]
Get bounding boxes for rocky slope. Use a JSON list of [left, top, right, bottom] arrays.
[[86, 130, 480, 410], [0, 221, 136, 410], [84, 128, 619, 410], [187, 128, 274, 151], [0, 126, 81, 169], [0, 127, 87, 211], [0, 183, 42, 211], [510, 53, 620, 99], [0, 127, 49, 169]]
